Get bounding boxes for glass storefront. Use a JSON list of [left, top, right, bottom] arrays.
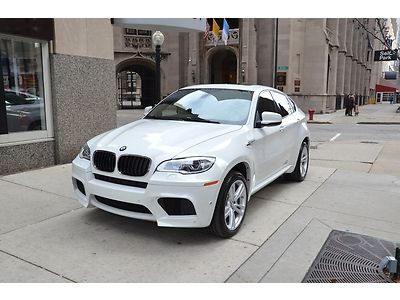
[[0, 34, 52, 143]]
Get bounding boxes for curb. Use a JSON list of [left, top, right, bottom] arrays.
[[357, 122, 400, 125], [307, 121, 332, 124]]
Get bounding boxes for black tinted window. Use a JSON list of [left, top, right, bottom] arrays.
[[271, 91, 292, 117]]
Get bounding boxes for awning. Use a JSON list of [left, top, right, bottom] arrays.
[[376, 84, 397, 93]]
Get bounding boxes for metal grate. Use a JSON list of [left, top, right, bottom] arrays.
[[93, 150, 116, 173], [117, 155, 151, 177], [303, 230, 400, 283]]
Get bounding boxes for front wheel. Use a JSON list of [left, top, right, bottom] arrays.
[[285, 141, 309, 182], [210, 171, 248, 238]]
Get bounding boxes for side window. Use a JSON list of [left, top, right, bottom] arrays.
[[271, 91, 292, 117], [255, 90, 279, 125]]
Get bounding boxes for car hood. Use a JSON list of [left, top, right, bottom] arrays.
[[94, 119, 241, 162]]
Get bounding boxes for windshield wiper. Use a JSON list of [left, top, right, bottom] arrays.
[[176, 116, 220, 124], [146, 115, 219, 124]]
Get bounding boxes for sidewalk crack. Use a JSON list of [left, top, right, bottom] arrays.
[[0, 249, 76, 283]]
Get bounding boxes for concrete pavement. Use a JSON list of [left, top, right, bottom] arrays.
[[0, 104, 399, 282], [309, 103, 400, 177]]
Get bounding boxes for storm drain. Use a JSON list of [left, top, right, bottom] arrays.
[[303, 230, 400, 283]]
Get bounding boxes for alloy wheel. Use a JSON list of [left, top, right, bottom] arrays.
[[224, 179, 247, 231], [300, 145, 309, 178]]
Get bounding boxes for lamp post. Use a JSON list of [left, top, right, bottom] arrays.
[[152, 31, 165, 106]]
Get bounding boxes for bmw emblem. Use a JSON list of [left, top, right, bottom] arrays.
[[119, 146, 127, 151]]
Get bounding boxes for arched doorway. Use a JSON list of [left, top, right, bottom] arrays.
[[116, 59, 155, 108], [209, 49, 237, 84]]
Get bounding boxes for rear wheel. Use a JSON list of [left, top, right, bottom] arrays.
[[285, 141, 309, 182], [210, 171, 248, 238]]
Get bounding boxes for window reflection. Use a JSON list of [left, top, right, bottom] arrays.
[[1, 36, 46, 133]]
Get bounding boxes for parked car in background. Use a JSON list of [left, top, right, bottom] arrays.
[[4, 89, 44, 132], [72, 84, 310, 238]]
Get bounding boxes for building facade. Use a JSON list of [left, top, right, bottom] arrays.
[[1, 18, 398, 175], [113, 18, 397, 113], [0, 18, 116, 175]]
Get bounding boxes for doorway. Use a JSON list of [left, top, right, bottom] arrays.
[[209, 49, 237, 84]]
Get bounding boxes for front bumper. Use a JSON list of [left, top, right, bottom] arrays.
[[71, 157, 222, 228]]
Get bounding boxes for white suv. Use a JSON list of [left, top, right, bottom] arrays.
[[72, 84, 310, 238]]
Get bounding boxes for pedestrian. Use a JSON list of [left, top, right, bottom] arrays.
[[344, 94, 349, 116], [354, 103, 359, 116], [347, 94, 355, 116]]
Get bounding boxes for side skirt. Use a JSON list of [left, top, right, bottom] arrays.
[[250, 165, 292, 196]]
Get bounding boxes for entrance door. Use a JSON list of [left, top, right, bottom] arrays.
[[210, 50, 237, 84], [117, 63, 155, 108]]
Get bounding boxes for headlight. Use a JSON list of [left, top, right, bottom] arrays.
[[79, 143, 91, 160], [157, 157, 215, 174]]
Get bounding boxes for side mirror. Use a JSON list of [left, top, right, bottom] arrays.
[[260, 112, 282, 127], [143, 106, 153, 116]]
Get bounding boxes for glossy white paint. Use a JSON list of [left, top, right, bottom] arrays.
[[72, 84, 310, 228]]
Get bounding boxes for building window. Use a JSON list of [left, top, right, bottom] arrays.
[[125, 28, 152, 36], [0, 34, 53, 143]]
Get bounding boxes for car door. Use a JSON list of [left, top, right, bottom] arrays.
[[270, 91, 298, 167], [250, 90, 287, 186]]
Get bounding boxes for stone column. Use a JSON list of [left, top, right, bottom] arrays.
[[302, 19, 329, 112], [247, 19, 258, 84], [343, 19, 354, 95], [350, 23, 359, 94], [336, 18, 347, 109], [255, 19, 276, 87], [52, 19, 116, 164], [326, 18, 339, 111]]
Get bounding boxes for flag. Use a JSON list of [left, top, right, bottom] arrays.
[[203, 21, 210, 40], [212, 19, 220, 46], [222, 18, 230, 45]]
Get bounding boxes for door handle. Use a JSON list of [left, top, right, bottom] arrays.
[[279, 125, 285, 132], [246, 139, 255, 146]]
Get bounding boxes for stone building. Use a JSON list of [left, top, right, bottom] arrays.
[[114, 18, 396, 113], [0, 19, 116, 175], [1, 18, 397, 175]]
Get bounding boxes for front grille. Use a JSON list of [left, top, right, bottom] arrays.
[[118, 155, 151, 177], [95, 195, 151, 214], [93, 150, 116, 173], [94, 174, 147, 189]]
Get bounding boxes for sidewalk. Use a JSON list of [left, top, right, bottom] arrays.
[[308, 102, 400, 124], [308, 103, 400, 177]]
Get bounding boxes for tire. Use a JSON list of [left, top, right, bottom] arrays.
[[210, 171, 248, 238], [285, 141, 309, 182]]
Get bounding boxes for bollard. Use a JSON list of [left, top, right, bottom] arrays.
[[308, 109, 316, 121]]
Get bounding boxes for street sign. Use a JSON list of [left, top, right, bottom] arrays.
[[277, 66, 289, 71], [374, 49, 398, 61]]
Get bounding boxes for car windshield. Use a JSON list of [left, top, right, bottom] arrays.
[[145, 88, 253, 125]]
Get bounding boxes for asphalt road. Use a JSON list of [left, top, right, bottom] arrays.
[[309, 122, 400, 144]]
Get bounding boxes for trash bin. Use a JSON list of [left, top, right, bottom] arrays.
[[308, 109, 316, 121]]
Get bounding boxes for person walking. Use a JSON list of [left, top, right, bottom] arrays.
[[348, 94, 355, 116], [344, 94, 349, 116]]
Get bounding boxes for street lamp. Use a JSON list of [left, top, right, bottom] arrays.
[[152, 31, 165, 106]]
